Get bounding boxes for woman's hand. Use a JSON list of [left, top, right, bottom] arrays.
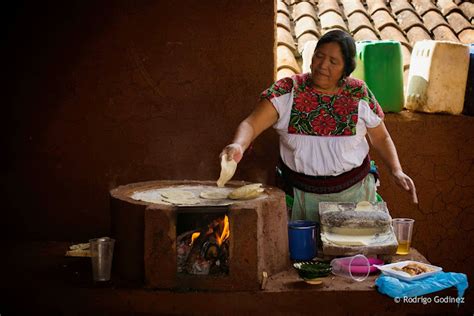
[[391, 170, 418, 204], [220, 143, 244, 163]]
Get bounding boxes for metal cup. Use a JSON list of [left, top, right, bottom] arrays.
[[89, 237, 115, 282]]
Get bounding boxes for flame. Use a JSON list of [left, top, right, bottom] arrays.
[[189, 215, 230, 247], [216, 215, 230, 246], [190, 232, 201, 246]]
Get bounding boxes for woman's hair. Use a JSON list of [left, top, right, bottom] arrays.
[[314, 29, 356, 77]]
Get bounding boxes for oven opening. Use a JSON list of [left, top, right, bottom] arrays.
[[176, 206, 230, 276]]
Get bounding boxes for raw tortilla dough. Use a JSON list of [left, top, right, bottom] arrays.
[[323, 232, 371, 246], [199, 189, 230, 200], [228, 183, 264, 200], [355, 201, 372, 211], [217, 154, 237, 187]]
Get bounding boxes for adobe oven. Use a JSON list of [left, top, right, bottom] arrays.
[[110, 180, 290, 291]]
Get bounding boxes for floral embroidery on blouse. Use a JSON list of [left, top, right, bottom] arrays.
[[260, 73, 384, 136]]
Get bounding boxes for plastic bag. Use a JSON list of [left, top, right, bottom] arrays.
[[375, 272, 468, 301]]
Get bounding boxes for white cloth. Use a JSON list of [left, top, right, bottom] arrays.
[[270, 88, 383, 176]]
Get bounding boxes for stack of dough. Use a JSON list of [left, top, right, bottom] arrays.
[[228, 183, 264, 200]]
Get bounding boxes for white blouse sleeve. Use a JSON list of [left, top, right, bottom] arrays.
[[270, 93, 293, 131], [358, 99, 383, 128]]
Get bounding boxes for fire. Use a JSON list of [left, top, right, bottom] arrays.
[[190, 232, 201, 246], [189, 215, 230, 247], [216, 215, 230, 246]]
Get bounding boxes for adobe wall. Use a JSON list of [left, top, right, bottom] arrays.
[[373, 112, 474, 280], [3, 0, 276, 238], [3, 1, 473, 282]]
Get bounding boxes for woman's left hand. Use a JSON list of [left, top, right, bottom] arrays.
[[391, 170, 418, 204]]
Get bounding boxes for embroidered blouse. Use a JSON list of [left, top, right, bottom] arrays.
[[260, 73, 384, 176]]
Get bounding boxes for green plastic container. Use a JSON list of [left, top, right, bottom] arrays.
[[351, 40, 404, 113]]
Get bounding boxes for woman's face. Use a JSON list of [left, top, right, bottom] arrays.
[[310, 42, 345, 92]]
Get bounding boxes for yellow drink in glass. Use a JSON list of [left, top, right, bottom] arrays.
[[396, 240, 411, 255]]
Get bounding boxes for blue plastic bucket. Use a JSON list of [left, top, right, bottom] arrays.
[[288, 220, 316, 261]]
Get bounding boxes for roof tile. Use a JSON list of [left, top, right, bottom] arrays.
[[379, 25, 411, 47], [406, 26, 432, 44], [277, 68, 297, 80], [458, 28, 474, 44], [423, 10, 451, 32], [412, 0, 439, 16], [367, 0, 390, 15], [437, 0, 462, 17], [320, 11, 348, 31], [446, 12, 474, 34], [372, 10, 403, 33], [432, 25, 460, 41], [277, 0, 290, 17], [348, 12, 376, 34], [390, 0, 414, 15], [396, 9, 429, 33], [459, 2, 474, 21], [297, 32, 319, 54], [277, 12, 292, 32], [301, 40, 318, 72], [341, 0, 369, 18], [295, 16, 320, 39], [318, 0, 343, 16], [277, 45, 301, 73], [275, 0, 470, 83], [293, 2, 318, 22], [277, 27, 297, 53], [352, 27, 380, 41]]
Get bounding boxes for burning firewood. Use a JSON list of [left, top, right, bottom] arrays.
[[178, 215, 231, 275]]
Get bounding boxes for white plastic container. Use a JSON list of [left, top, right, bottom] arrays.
[[405, 40, 470, 114], [374, 260, 442, 281]]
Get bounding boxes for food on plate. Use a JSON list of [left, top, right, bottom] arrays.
[[392, 262, 435, 276], [69, 242, 90, 250], [65, 242, 91, 257], [217, 154, 237, 187]]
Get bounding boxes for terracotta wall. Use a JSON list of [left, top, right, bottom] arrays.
[[3, 0, 277, 240], [3, 1, 473, 282], [373, 112, 474, 281]]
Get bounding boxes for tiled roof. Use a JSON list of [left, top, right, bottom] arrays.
[[276, 0, 474, 80]]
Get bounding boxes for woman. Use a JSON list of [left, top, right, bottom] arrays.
[[220, 30, 417, 222]]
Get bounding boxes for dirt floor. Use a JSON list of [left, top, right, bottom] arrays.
[[1, 241, 471, 315]]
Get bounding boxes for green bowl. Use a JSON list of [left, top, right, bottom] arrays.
[[293, 261, 332, 279]]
